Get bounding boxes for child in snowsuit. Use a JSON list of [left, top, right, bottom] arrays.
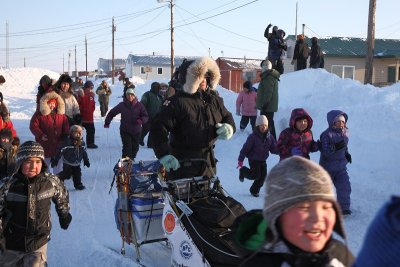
[[0, 141, 71, 266], [54, 125, 90, 190], [277, 108, 318, 161], [237, 115, 278, 197], [236, 81, 257, 131], [319, 110, 352, 215], [235, 156, 354, 266], [0, 128, 17, 180]]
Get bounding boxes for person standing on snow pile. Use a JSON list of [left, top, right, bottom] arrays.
[[96, 80, 112, 117], [353, 195, 400, 267], [256, 59, 280, 140], [53, 125, 90, 191], [0, 75, 19, 147], [319, 110, 352, 215], [30, 91, 70, 174], [265, 24, 287, 75], [78, 81, 97, 149], [291, 34, 309, 71], [55, 74, 81, 126], [237, 115, 278, 197], [150, 57, 236, 180], [104, 88, 148, 161], [277, 108, 319, 161], [0, 128, 18, 180], [234, 156, 355, 266], [0, 141, 72, 266], [139, 82, 163, 148], [309, 37, 325, 69], [236, 81, 257, 132]]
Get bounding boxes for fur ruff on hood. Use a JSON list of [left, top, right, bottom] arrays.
[[183, 57, 221, 94], [39, 91, 65, 116]]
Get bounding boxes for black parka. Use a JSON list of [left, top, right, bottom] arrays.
[[0, 169, 70, 252]]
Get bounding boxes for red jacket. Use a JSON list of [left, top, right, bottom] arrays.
[[78, 91, 95, 123], [30, 92, 70, 158]]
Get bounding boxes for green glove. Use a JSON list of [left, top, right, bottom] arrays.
[[216, 123, 234, 140], [159, 155, 180, 172]]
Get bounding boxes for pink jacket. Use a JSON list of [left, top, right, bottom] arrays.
[[236, 90, 257, 116]]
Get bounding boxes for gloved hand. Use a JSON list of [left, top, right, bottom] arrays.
[[334, 140, 346, 151], [216, 123, 234, 140], [59, 213, 72, 230], [159, 155, 180, 172], [317, 140, 322, 151], [0, 234, 5, 254], [237, 161, 243, 169], [345, 152, 352, 164], [236, 111, 241, 116], [291, 146, 302, 156], [51, 158, 58, 168], [267, 23, 272, 28], [104, 124, 109, 128], [84, 159, 90, 168]]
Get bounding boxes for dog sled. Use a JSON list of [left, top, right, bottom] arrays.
[[160, 159, 247, 267], [111, 158, 167, 262]]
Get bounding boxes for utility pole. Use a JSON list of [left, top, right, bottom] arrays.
[[74, 45, 77, 78], [63, 54, 65, 73], [112, 17, 116, 85], [6, 21, 9, 68], [157, 0, 174, 79], [364, 0, 376, 85], [68, 52, 71, 75], [295, 1, 298, 38], [85, 36, 88, 80]]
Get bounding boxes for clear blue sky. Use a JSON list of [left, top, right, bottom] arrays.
[[1, 0, 399, 73]]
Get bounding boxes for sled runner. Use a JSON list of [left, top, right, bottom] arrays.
[[111, 158, 167, 262], [160, 159, 247, 267]]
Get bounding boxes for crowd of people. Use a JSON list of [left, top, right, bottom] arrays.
[[0, 22, 396, 265]]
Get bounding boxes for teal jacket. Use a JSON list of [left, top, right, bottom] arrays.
[[140, 89, 163, 118], [256, 69, 280, 112]]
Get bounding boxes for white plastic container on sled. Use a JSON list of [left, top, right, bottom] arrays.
[[130, 192, 165, 243]]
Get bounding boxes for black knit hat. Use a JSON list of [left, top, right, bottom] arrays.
[[16, 141, 45, 166], [83, 81, 94, 88]]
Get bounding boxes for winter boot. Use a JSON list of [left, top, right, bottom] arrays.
[[75, 184, 86, 190], [239, 168, 245, 182]]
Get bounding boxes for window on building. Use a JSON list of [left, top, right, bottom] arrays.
[[140, 66, 146, 74], [157, 67, 163, 75], [331, 65, 355, 79]]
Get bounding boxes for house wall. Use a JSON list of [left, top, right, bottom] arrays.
[[324, 57, 400, 85]]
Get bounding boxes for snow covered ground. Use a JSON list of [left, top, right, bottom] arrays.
[[0, 67, 399, 266]]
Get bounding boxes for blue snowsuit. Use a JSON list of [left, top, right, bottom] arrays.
[[319, 110, 351, 211]]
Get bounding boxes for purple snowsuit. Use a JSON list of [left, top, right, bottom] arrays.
[[238, 129, 278, 195], [319, 110, 351, 211]]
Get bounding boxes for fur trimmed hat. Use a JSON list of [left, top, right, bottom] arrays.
[[263, 156, 346, 246], [255, 115, 269, 127], [57, 74, 73, 85], [39, 91, 65, 116], [178, 57, 221, 94], [16, 141, 46, 167]]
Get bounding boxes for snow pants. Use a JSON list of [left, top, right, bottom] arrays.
[[240, 115, 256, 131], [240, 160, 267, 195], [82, 122, 95, 146], [0, 243, 47, 267], [58, 164, 83, 188], [120, 130, 140, 160], [329, 169, 351, 211]]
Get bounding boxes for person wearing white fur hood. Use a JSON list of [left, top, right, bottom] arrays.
[[151, 57, 236, 180]]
